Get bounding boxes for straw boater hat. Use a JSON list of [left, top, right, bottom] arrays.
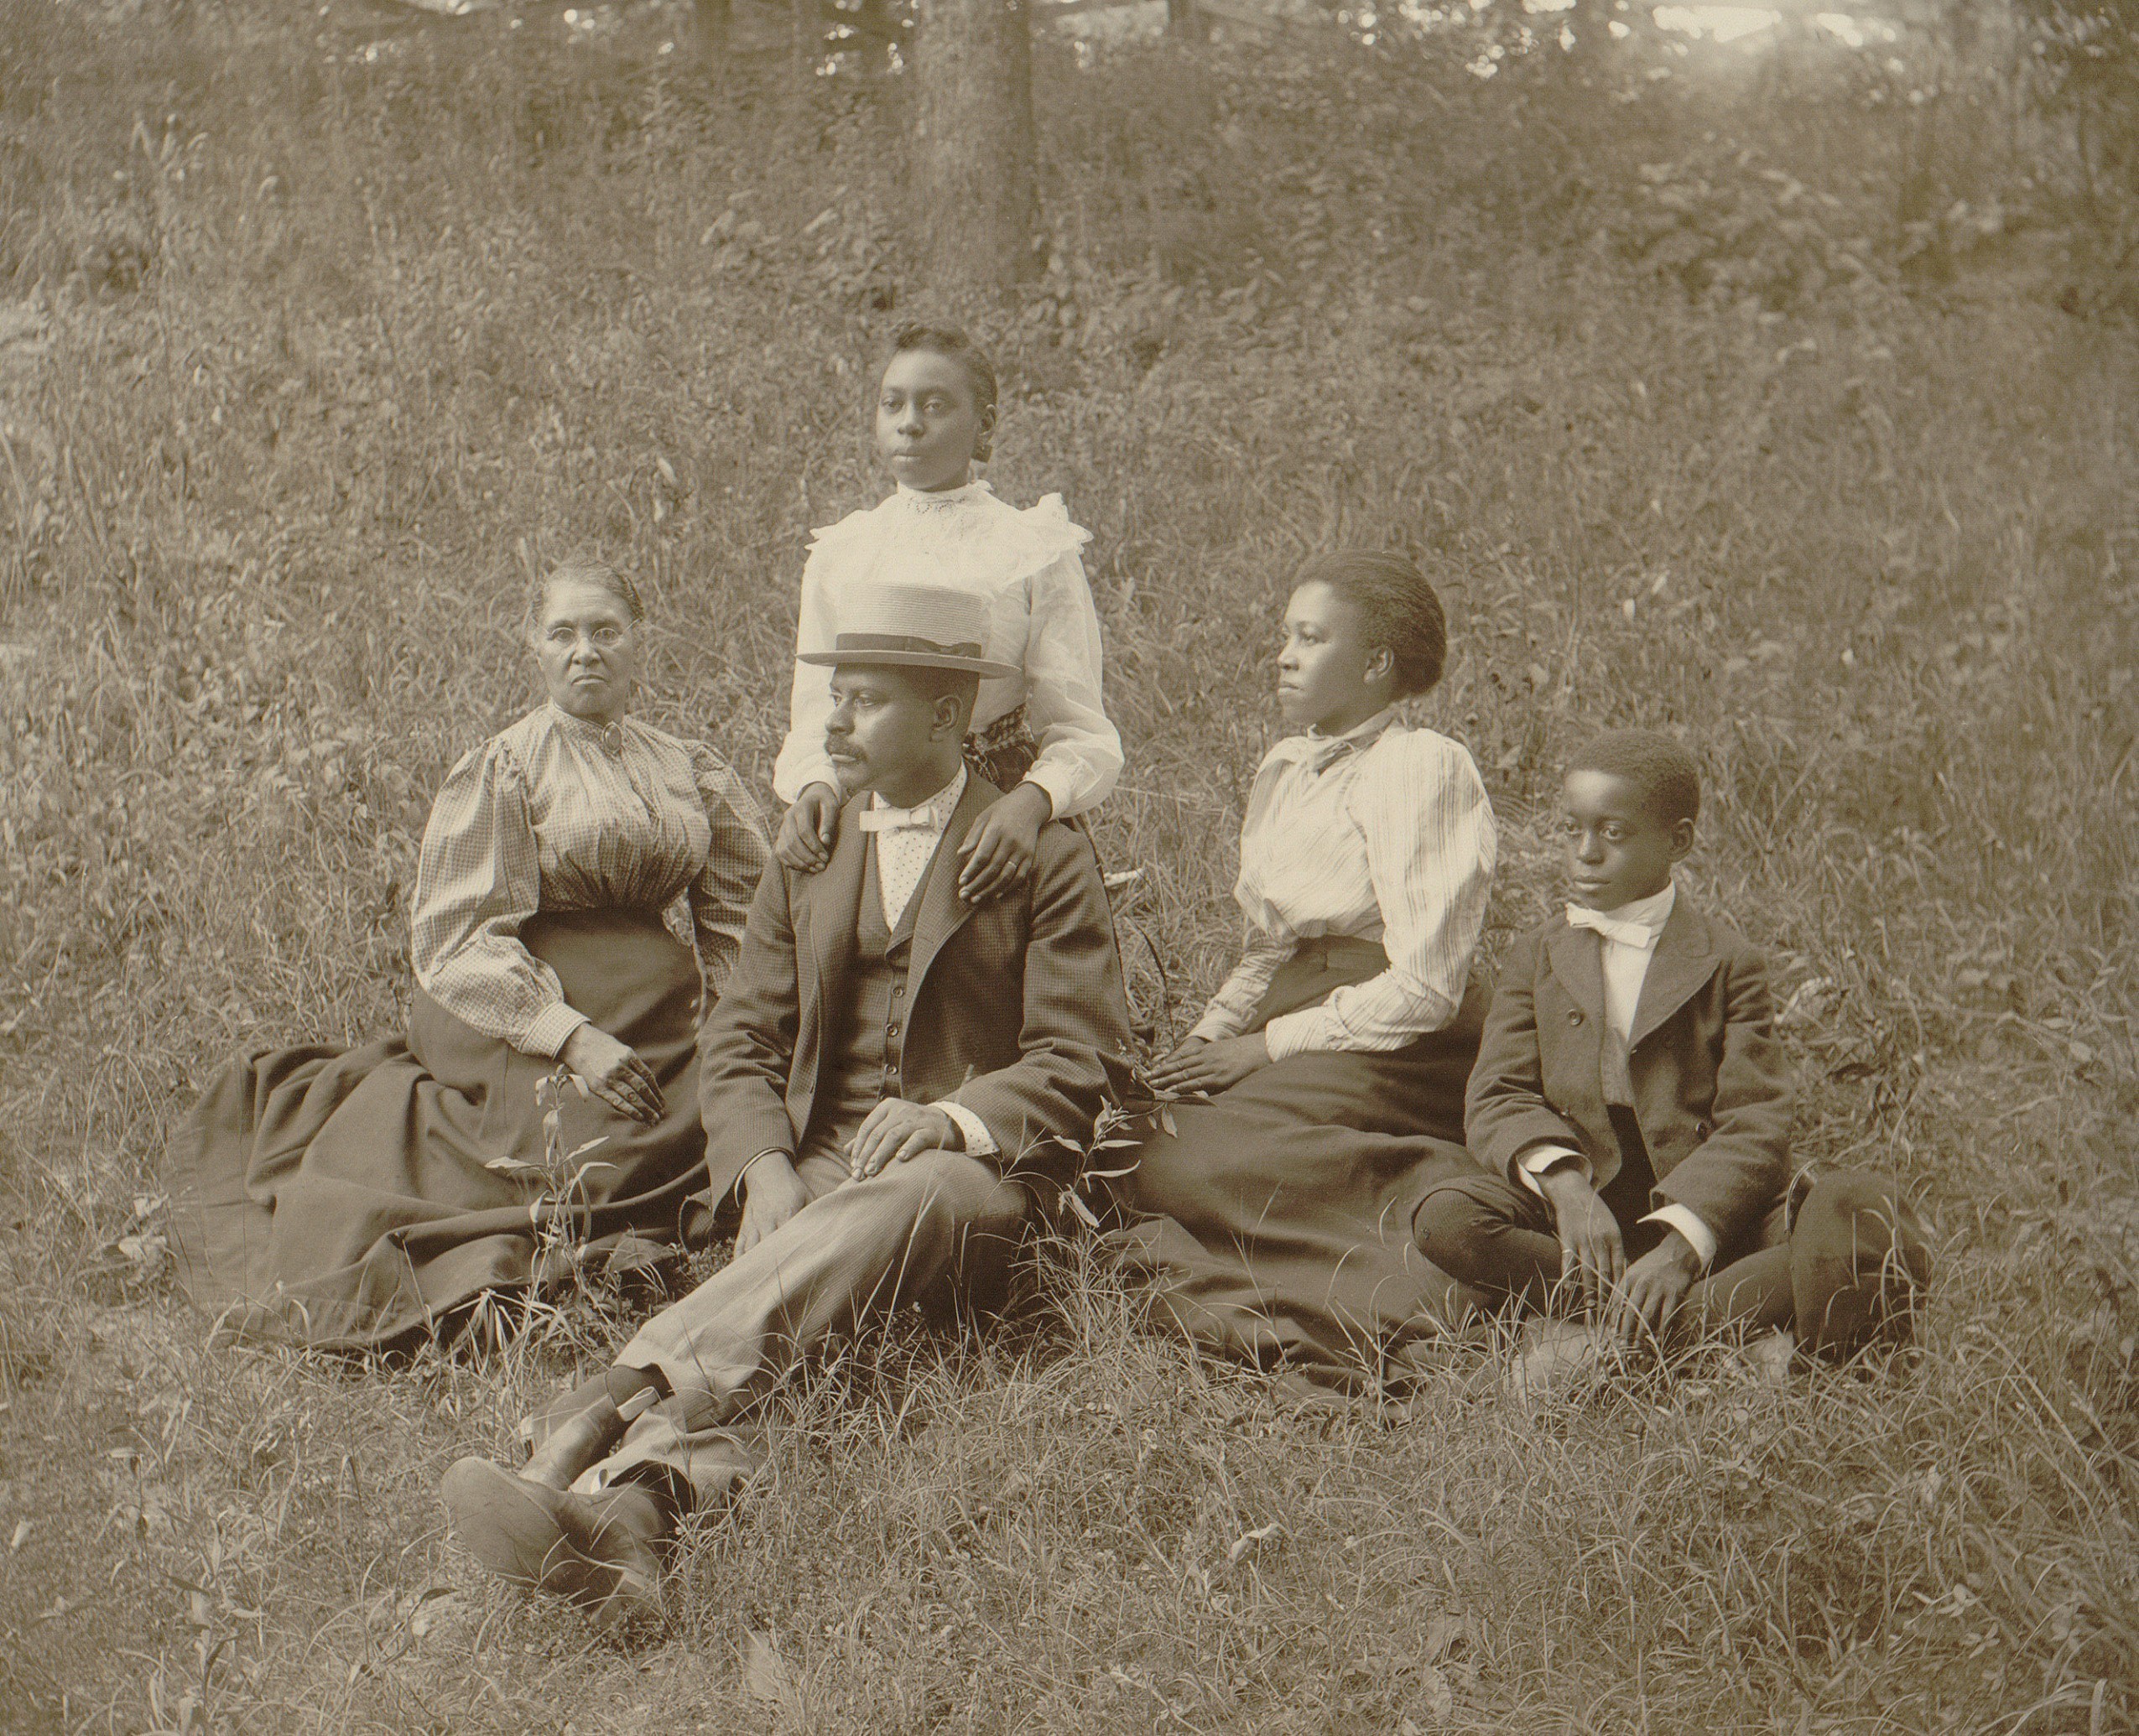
[[797, 584, 1019, 680]]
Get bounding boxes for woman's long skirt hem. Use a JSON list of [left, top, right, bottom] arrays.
[[168, 908, 711, 1354], [1098, 998, 1489, 1391]]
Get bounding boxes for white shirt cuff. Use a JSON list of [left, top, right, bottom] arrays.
[[1641, 1203, 1718, 1270], [1188, 1007, 1244, 1043], [736, 1147, 793, 1192], [1260, 1010, 1319, 1062], [1517, 1143, 1591, 1197], [778, 752, 841, 807], [1017, 764, 1074, 820], [526, 1002, 591, 1061], [938, 1100, 997, 1159]]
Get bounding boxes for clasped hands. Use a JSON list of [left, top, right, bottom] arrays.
[[774, 780, 1053, 905], [1538, 1167, 1704, 1348], [734, 1099, 963, 1254]]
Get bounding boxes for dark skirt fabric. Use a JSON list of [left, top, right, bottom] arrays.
[[168, 908, 710, 1351], [1099, 965, 1490, 1390]]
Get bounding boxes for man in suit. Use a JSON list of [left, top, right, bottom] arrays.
[[440, 585, 1133, 1625], [1415, 730, 1929, 1375]]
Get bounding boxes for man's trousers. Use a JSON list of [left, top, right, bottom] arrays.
[[549, 1147, 1028, 1505]]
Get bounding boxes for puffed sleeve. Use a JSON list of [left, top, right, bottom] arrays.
[[1262, 734, 1496, 1058], [772, 538, 843, 806], [686, 744, 773, 1006], [1016, 524, 1123, 823], [409, 739, 587, 1058]]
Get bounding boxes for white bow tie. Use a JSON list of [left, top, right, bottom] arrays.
[[857, 804, 943, 834], [1566, 905, 1662, 949]]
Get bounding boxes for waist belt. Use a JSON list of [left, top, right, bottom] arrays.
[[1246, 935, 1392, 1032]]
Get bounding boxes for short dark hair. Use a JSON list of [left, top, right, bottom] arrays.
[[1564, 729, 1702, 826], [885, 322, 999, 460], [1293, 550, 1449, 699]]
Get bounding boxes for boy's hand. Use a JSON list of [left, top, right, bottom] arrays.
[[1612, 1232, 1704, 1346], [1146, 1033, 1269, 1098], [957, 782, 1051, 904], [775, 782, 841, 874], [1540, 1166, 1625, 1316]]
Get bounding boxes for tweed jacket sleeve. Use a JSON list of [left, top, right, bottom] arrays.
[[695, 857, 809, 1195], [1464, 923, 1591, 1181], [1647, 937, 1793, 1249], [940, 825, 1135, 1178]]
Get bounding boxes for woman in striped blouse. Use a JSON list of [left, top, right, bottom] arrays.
[[1103, 552, 1496, 1388], [168, 559, 770, 1351]]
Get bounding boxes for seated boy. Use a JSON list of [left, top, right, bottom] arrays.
[[1417, 730, 1929, 1363], [440, 584, 1133, 1626]]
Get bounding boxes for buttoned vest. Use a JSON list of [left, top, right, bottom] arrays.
[[799, 841, 922, 1162]]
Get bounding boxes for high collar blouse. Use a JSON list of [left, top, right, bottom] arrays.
[[773, 480, 1123, 822], [1188, 708, 1497, 1057], [410, 704, 770, 1059]]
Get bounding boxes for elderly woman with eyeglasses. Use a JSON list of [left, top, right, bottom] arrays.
[[168, 559, 769, 1351]]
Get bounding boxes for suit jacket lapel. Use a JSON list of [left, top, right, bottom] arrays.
[[1544, 919, 1607, 1027], [1627, 900, 1718, 1051], [805, 797, 872, 1021], [906, 775, 1001, 996]]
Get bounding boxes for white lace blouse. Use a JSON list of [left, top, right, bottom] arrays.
[[411, 705, 770, 1059], [1188, 709, 1496, 1058], [772, 481, 1123, 821]]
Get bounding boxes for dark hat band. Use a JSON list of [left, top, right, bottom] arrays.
[[832, 632, 986, 660]]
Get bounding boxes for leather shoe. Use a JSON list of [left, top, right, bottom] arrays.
[[440, 1458, 672, 1629]]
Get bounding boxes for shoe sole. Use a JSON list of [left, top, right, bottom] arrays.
[[439, 1458, 658, 1627]]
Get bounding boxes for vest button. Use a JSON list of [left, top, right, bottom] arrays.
[[886, 1024, 900, 1039], [1567, 1009, 1583, 1024]]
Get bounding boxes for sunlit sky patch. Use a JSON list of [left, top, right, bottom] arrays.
[[1516, 0, 1901, 44]]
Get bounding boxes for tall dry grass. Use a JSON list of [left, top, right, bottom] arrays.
[[0, 3, 2134, 1730]]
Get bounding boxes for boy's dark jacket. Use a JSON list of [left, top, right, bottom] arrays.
[[696, 773, 1135, 1204], [1464, 893, 1793, 1254]]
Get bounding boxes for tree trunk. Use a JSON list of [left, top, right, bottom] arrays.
[[693, 0, 731, 81], [793, 0, 824, 81], [1167, 0, 1209, 40], [913, 0, 1040, 293]]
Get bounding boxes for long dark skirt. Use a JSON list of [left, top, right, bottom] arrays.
[[1100, 969, 1488, 1390], [168, 909, 710, 1351]]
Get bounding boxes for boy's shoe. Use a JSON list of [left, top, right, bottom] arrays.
[[440, 1458, 671, 1629], [1506, 1317, 1609, 1402]]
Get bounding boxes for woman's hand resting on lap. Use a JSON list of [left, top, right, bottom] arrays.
[[775, 782, 842, 874], [560, 1024, 666, 1125], [1145, 1033, 1271, 1098]]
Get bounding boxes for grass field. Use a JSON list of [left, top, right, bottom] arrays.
[[2, 3, 2136, 1729]]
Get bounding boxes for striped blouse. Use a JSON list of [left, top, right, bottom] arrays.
[[411, 705, 770, 1059], [1188, 708, 1496, 1058]]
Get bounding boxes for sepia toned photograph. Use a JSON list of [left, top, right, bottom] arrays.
[[0, 0, 2131, 1724]]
